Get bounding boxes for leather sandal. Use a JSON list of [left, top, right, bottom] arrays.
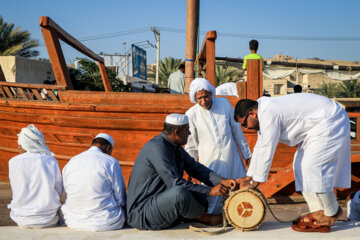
[[291, 213, 330, 233]]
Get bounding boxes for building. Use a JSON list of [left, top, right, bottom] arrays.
[[0, 56, 55, 84]]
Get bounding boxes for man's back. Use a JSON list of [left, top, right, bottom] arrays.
[[62, 146, 126, 231], [168, 70, 185, 94], [9, 152, 62, 226]]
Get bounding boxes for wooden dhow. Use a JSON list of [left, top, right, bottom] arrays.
[[0, 15, 359, 200]]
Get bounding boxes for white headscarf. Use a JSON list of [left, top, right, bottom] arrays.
[[17, 124, 54, 156], [189, 78, 216, 104]]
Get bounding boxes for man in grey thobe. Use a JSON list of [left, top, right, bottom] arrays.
[[127, 113, 236, 230]]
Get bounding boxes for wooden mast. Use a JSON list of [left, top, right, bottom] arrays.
[[185, 0, 199, 92]]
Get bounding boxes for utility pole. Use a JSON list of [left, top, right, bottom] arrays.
[[123, 42, 127, 76], [151, 27, 160, 84]]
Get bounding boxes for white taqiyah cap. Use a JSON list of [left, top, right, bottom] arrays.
[[165, 113, 189, 125], [95, 133, 114, 147]]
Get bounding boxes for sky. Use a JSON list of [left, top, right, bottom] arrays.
[[2, 0, 360, 65]]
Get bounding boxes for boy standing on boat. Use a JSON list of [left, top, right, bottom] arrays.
[[242, 39, 265, 71]]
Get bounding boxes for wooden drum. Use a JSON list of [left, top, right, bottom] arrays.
[[223, 188, 266, 231]]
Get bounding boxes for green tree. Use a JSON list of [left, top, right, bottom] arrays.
[[337, 80, 360, 98], [148, 57, 182, 87], [70, 58, 127, 92], [314, 82, 340, 98], [0, 15, 39, 57], [215, 65, 243, 87]]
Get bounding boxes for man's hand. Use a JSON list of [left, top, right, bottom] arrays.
[[220, 178, 238, 190], [236, 177, 260, 189], [209, 183, 229, 196]]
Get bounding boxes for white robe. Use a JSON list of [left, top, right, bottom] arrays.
[[8, 152, 63, 227], [248, 93, 351, 192], [185, 97, 251, 214], [62, 146, 126, 231]]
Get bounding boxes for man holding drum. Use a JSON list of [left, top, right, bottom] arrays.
[[234, 93, 350, 232]]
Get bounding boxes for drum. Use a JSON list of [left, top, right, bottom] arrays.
[[223, 188, 266, 231]]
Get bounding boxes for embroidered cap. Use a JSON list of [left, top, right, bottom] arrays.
[[94, 133, 114, 147], [165, 114, 189, 126]]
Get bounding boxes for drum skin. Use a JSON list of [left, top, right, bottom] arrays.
[[224, 188, 266, 231]]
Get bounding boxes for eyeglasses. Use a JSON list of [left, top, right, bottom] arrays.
[[241, 112, 250, 128]]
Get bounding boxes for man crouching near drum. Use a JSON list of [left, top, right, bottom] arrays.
[[234, 93, 350, 233], [126, 113, 237, 230]]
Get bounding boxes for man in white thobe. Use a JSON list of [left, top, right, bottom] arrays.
[[167, 63, 185, 94], [234, 93, 350, 232], [8, 124, 63, 228], [185, 78, 251, 214], [62, 133, 126, 231]]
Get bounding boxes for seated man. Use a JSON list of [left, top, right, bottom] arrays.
[[127, 113, 236, 230], [8, 124, 63, 228], [347, 190, 360, 221], [62, 133, 126, 231]]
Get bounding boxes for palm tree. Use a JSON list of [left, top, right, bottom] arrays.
[[337, 80, 360, 98], [148, 57, 182, 87], [315, 82, 340, 98], [215, 65, 243, 87], [0, 15, 39, 57]]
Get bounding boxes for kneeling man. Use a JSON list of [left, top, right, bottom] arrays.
[[62, 133, 126, 231], [127, 114, 236, 230]]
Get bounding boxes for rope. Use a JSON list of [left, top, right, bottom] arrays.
[[251, 185, 301, 223]]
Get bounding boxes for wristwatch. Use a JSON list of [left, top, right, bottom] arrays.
[[249, 179, 255, 188]]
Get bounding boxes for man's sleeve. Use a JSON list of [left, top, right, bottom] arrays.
[[150, 144, 213, 196], [54, 159, 63, 198], [183, 150, 222, 187], [184, 112, 199, 160], [227, 100, 252, 160], [247, 110, 281, 182], [112, 160, 127, 208]]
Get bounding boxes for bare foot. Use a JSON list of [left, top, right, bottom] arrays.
[[196, 213, 222, 226], [313, 207, 342, 227]]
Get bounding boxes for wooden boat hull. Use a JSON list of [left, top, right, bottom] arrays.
[[0, 91, 358, 198]]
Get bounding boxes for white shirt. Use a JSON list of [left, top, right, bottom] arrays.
[[167, 70, 185, 94], [248, 93, 351, 192], [185, 98, 251, 213], [62, 146, 126, 231], [8, 152, 62, 226], [216, 82, 239, 98]]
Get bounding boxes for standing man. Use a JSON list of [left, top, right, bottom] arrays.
[[127, 114, 236, 230], [62, 133, 126, 231], [167, 62, 185, 94], [185, 78, 251, 214], [234, 93, 350, 232], [8, 124, 63, 228], [242, 39, 265, 71]]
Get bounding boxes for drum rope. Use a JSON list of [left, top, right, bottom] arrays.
[[251, 186, 301, 223]]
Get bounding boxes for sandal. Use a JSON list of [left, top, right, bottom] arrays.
[[292, 213, 331, 233]]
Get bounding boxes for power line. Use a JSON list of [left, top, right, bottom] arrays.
[[38, 26, 360, 48]]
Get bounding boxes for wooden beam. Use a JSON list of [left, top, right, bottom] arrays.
[[236, 81, 247, 99], [40, 27, 73, 89], [205, 31, 217, 87], [0, 82, 66, 90], [98, 62, 113, 92], [258, 163, 294, 199], [185, 0, 199, 93], [39, 16, 103, 63], [246, 59, 263, 100]]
